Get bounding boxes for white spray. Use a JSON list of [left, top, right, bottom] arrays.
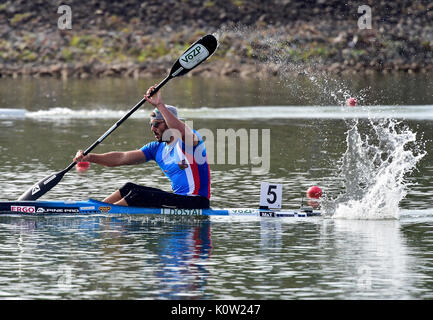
[[330, 117, 425, 219]]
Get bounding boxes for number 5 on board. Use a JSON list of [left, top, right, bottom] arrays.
[[260, 182, 282, 209]]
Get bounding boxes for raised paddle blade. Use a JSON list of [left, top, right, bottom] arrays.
[[169, 34, 218, 78], [18, 169, 67, 201]]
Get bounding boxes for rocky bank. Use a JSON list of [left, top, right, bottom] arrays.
[[0, 0, 432, 78]]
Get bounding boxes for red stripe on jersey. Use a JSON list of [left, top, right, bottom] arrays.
[[183, 148, 201, 195]]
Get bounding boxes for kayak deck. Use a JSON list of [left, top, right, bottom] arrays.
[[0, 199, 320, 217]]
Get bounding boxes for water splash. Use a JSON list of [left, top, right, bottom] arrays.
[[326, 117, 425, 220], [214, 25, 426, 220]]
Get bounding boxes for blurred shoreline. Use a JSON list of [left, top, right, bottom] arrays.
[[0, 0, 432, 79]]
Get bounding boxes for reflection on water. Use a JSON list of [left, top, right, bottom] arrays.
[[154, 220, 213, 299], [326, 220, 410, 299], [0, 216, 214, 299]]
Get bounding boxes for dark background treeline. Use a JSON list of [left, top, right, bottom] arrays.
[[0, 0, 431, 78]]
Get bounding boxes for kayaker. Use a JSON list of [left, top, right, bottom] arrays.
[[73, 85, 211, 209]]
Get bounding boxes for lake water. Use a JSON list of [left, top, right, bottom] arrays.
[[0, 73, 432, 300]]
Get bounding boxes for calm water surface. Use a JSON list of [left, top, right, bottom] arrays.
[[0, 74, 432, 299]]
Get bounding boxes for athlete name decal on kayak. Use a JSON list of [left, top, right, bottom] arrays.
[[179, 44, 209, 69], [11, 206, 36, 213], [162, 208, 202, 216]]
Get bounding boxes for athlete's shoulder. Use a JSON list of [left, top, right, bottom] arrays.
[[140, 141, 163, 161]]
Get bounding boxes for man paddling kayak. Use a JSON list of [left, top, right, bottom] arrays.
[[74, 85, 211, 209]]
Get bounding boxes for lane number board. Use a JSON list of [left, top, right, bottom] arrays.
[[260, 182, 282, 209]]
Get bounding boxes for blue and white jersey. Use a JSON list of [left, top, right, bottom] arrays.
[[140, 132, 211, 199]]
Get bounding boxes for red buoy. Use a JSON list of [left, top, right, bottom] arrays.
[[306, 186, 322, 199], [346, 97, 357, 107]]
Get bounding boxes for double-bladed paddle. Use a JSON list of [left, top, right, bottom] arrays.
[[18, 34, 218, 201]]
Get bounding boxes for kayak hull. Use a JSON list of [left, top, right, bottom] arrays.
[[0, 199, 320, 217]]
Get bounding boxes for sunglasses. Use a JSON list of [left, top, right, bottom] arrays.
[[149, 121, 165, 129]]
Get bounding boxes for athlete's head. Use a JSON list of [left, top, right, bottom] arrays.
[[149, 105, 179, 142]]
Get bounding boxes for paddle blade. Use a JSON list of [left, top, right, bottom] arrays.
[[169, 34, 219, 78], [18, 170, 66, 201]]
